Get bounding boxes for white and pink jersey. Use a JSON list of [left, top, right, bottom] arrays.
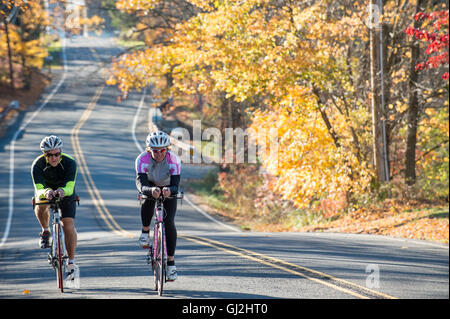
[[135, 151, 181, 187]]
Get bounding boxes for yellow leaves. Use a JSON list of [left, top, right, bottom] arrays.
[[425, 108, 436, 116], [186, 0, 217, 11], [81, 15, 104, 29], [110, 0, 383, 210], [0, 2, 48, 70], [115, 0, 159, 12], [250, 97, 372, 209], [395, 100, 408, 113], [111, 0, 364, 103], [0, 0, 27, 17]]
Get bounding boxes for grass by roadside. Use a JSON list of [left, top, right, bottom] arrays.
[[46, 39, 63, 69], [114, 38, 145, 50]]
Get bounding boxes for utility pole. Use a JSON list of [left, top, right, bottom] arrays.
[[378, 0, 390, 182], [82, 4, 88, 37], [369, 0, 390, 182]]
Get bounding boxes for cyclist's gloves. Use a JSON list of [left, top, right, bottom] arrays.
[[45, 189, 55, 200], [55, 188, 65, 198], [141, 186, 153, 196]]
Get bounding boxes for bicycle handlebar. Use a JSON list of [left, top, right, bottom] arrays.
[[32, 194, 80, 208], [138, 189, 184, 201]]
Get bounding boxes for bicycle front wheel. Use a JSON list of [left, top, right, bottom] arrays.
[[154, 223, 166, 296], [55, 223, 64, 292], [152, 224, 160, 292]]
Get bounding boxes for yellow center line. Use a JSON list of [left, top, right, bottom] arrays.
[[180, 234, 398, 299], [70, 84, 134, 238]]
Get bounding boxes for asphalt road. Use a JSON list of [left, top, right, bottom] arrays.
[[0, 35, 448, 301]]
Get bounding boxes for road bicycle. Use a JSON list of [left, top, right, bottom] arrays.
[[139, 189, 183, 296], [33, 195, 79, 292]]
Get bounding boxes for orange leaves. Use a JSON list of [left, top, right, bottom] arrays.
[[386, 217, 448, 243]]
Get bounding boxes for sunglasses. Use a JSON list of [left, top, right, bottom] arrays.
[[45, 152, 61, 158], [150, 148, 167, 154]]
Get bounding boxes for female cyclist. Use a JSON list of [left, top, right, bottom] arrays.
[[135, 131, 181, 281]]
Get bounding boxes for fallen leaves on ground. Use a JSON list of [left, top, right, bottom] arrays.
[[297, 200, 449, 244], [210, 196, 449, 244]]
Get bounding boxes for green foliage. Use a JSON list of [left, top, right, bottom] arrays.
[[102, 0, 139, 32]]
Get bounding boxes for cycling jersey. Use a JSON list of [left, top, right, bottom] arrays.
[[135, 150, 181, 196], [31, 153, 78, 200]]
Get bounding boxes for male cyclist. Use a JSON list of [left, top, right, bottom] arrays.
[[31, 135, 79, 280], [135, 131, 181, 281]]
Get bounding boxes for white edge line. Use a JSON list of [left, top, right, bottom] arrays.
[[1, 36, 68, 248], [131, 88, 241, 233]]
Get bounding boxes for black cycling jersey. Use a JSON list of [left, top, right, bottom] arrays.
[[31, 153, 78, 200]]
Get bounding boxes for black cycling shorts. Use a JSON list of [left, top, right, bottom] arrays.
[[60, 196, 77, 219], [141, 197, 177, 256], [36, 195, 77, 219]]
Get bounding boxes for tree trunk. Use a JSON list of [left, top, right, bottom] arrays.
[[4, 19, 15, 91], [405, 0, 426, 185]]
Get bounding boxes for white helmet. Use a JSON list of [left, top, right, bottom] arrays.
[[40, 135, 63, 152], [146, 131, 170, 148]]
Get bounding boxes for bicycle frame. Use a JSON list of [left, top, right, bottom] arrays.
[[33, 195, 79, 292], [138, 189, 183, 296], [153, 196, 168, 295]]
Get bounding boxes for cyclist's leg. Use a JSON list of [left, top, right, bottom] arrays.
[[35, 203, 50, 230], [35, 203, 51, 248], [164, 198, 178, 281], [140, 198, 156, 247], [163, 198, 177, 260], [141, 198, 156, 231], [61, 218, 76, 259], [60, 197, 77, 261]]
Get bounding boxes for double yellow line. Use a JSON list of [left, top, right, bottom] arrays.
[[70, 84, 134, 238], [181, 235, 398, 299]]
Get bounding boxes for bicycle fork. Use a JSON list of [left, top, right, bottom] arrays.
[[148, 213, 168, 274], [48, 222, 68, 269]]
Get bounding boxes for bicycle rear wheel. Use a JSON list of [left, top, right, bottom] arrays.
[[55, 223, 64, 292]]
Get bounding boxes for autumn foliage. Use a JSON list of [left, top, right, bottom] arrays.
[[405, 10, 449, 80], [108, 0, 448, 236], [0, 1, 49, 88], [0, 0, 105, 90]]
